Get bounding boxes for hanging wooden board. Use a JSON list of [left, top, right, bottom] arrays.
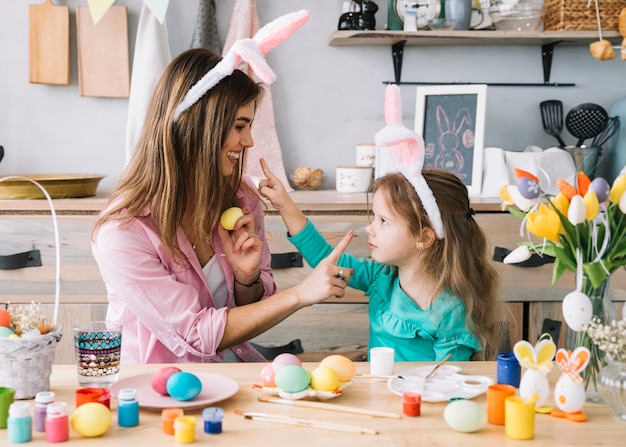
[[76, 5, 130, 98], [29, 0, 70, 85]]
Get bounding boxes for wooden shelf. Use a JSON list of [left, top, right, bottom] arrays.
[[328, 29, 621, 46]]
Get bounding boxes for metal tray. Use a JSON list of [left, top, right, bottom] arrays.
[[0, 174, 105, 199]]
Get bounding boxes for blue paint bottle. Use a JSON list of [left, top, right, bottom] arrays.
[[8, 402, 32, 443], [118, 388, 139, 427]]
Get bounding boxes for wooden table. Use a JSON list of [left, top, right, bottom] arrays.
[[1, 362, 622, 446]]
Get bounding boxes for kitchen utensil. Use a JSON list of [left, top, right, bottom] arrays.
[[592, 116, 620, 149], [424, 353, 452, 382], [565, 103, 609, 147], [29, 0, 70, 85], [540, 100, 566, 148], [0, 146, 4, 164], [76, 6, 130, 97]]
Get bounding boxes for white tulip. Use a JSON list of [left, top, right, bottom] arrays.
[[619, 190, 626, 214], [567, 195, 586, 225], [503, 246, 532, 264]]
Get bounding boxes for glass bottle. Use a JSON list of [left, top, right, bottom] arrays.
[[117, 388, 139, 427], [45, 402, 69, 443], [34, 391, 55, 432], [8, 402, 32, 443]]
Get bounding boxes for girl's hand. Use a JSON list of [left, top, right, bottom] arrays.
[[293, 230, 355, 305], [217, 209, 263, 284], [257, 158, 294, 212]]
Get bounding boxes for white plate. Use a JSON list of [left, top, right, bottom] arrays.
[[111, 373, 239, 411], [387, 365, 492, 402], [254, 381, 351, 401]]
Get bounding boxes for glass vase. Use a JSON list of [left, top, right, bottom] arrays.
[[566, 275, 618, 402], [598, 358, 626, 421]]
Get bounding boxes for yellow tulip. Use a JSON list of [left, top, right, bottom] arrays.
[[551, 192, 570, 217], [526, 203, 561, 242], [583, 190, 599, 220], [609, 174, 626, 204]]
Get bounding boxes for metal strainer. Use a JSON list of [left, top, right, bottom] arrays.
[[565, 103, 609, 147]]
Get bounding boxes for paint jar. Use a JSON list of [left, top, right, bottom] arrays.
[[161, 408, 184, 435], [487, 384, 516, 425], [402, 392, 421, 416], [8, 402, 32, 443], [203, 407, 224, 434], [75, 387, 111, 409], [34, 391, 55, 432], [497, 352, 521, 388], [173, 415, 196, 444], [0, 387, 15, 429], [45, 402, 69, 443], [505, 396, 535, 440], [117, 388, 139, 427]]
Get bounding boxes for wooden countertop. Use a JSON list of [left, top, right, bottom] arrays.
[[0, 190, 504, 215], [0, 361, 622, 446]]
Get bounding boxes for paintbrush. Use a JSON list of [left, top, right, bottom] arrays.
[[424, 353, 452, 382], [257, 396, 401, 419], [234, 409, 379, 435]]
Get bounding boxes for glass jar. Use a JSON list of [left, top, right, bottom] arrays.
[[598, 358, 626, 421]]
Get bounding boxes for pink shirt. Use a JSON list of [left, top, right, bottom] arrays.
[[92, 176, 276, 363]]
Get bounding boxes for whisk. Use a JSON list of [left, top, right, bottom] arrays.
[[591, 116, 620, 149]]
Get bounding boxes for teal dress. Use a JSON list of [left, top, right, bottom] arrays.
[[288, 220, 481, 361]]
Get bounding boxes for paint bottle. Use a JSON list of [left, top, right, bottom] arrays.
[[161, 408, 184, 435], [45, 402, 69, 443], [117, 388, 139, 427], [202, 407, 224, 434], [34, 391, 55, 432], [173, 415, 196, 444], [7, 402, 32, 443]]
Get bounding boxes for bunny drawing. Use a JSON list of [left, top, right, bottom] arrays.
[[432, 105, 473, 179], [551, 347, 590, 422], [513, 335, 557, 409]]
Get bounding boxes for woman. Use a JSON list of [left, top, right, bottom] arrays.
[[92, 48, 352, 363]]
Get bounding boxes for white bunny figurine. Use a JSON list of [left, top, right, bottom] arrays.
[[513, 335, 556, 409], [551, 347, 590, 422]]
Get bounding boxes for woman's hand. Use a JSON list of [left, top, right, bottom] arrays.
[[217, 209, 263, 285]]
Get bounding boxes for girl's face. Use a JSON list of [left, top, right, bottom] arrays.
[[221, 101, 255, 176], [366, 189, 418, 266]]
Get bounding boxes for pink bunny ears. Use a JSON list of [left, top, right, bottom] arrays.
[[374, 84, 445, 239], [174, 9, 309, 120]]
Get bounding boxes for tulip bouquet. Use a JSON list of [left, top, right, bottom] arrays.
[[500, 168, 626, 392]]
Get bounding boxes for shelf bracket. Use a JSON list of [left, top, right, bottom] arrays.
[[392, 40, 406, 84], [541, 41, 563, 84]]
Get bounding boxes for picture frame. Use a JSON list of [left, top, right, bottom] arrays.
[[414, 84, 487, 196]]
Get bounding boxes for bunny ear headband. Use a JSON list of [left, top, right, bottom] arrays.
[[174, 9, 309, 121], [374, 84, 445, 239]]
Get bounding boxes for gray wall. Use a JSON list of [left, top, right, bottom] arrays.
[[1, 0, 625, 191]]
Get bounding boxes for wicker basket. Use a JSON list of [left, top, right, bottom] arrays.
[[543, 0, 625, 31], [0, 176, 62, 399]]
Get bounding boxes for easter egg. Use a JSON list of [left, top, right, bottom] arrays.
[[0, 326, 15, 338], [151, 366, 182, 396], [70, 402, 111, 437], [220, 207, 244, 231], [274, 365, 310, 393], [166, 372, 203, 401], [272, 353, 301, 372], [310, 366, 340, 392], [443, 400, 487, 433], [319, 355, 356, 382], [0, 309, 11, 328], [260, 363, 277, 387], [589, 177, 610, 203], [562, 291, 593, 331], [516, 177, 541, 200]]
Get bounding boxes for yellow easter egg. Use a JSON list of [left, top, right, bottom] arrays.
[[310, 366, 340, 392], [319, 355, 356, 382], [220, 207, 244, 231], [70, 402, 111, 437]]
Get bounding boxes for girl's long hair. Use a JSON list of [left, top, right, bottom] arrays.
[[374, 170, 508, 360], [93, 48, 263, 262]]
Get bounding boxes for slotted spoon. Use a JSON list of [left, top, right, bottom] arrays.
[[540, 100, 566, 148], [565, 103, 609, 147]]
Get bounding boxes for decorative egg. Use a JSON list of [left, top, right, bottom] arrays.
[[274, 365, 310, 393], [166, 372, 203, 401], [516, 177, 541, 200], [220, 207, 244, 230], [319, 355, 356, 382], [562, 291, 593, 331], [310, 367, 340, 391], [70, 402, 111, 437], [272, 353, 301, 372], [589, 177, 610, 203], [260, 363, 276, 387], [0, 309, 11, 328], [0, 326, 15, 338], [151, 366, 182, 395], [443, 400, 487, 433]]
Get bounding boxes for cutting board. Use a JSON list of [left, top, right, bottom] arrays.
[[28, 0, 70, 85], [76, 5, 130, 98]]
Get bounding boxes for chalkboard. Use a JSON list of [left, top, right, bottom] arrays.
[[415, 85, 487, 195]]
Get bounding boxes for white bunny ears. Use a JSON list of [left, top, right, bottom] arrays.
[[374, 84, 445, 239], [174, 9, 309, 120]]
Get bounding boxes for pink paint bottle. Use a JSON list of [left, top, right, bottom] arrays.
[[45, 402, 69, 442]]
